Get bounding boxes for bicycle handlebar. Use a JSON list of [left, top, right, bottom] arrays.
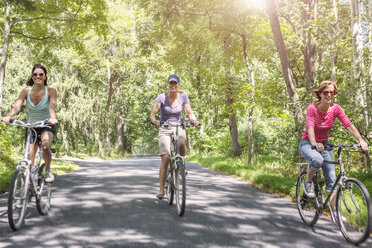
[[160, 120, 196, 127], [311, 143, 362, 150], [6, 119, 52, 129]]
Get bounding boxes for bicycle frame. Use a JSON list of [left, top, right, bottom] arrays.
[[170, 126, 185, 171], [161, 119, 193, 216], [7, 119, 53, 230], [296, 143, 371, 245], [310, 145, 357, 213], [12, 120, 50, 195]]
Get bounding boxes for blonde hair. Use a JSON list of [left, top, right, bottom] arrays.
[[312, 81, 338, 100]]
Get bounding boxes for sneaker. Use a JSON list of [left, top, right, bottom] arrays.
[[156, 193, 164, 200], [45, 169, 55, 183], [333, 211, 347, 223], [303, 181, 315, 198]]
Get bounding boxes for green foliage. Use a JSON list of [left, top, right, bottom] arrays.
[[0, 122, 16, 168], [0, 0, 370, 178]]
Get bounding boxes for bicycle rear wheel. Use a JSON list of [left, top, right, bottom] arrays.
[[336, 178, 371, 245], [8, 169, 29, 231], [296, 171, 319, 226], [36, 163, 52, 215], [174, 160, 186, 216]]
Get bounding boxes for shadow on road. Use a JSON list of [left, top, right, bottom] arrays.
[[0, 158, 370, 247]]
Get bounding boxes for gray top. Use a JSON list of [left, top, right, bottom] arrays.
[[156, 93, 189, 125]]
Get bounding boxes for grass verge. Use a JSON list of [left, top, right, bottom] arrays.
[[0, 160, 79, 194], [188, 154, 372, 202]]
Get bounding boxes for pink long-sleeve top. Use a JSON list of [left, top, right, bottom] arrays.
[[301, 103, 352, 143]]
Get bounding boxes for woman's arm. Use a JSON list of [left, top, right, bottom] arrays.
[[48, 88, 58, 125], [308, 126, 324, 151], [150, 101, 161, 126], [346, 124, 369, 151], [184, 103, 199, 126], [3, 88, 28, 124]]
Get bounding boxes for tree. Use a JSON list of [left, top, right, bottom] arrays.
[[264, 0, 304, 134], [0, 0, 107, 115], [351, 0, 370, 136]]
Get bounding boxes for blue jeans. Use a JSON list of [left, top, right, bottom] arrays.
[[299, 139, 337, 192]]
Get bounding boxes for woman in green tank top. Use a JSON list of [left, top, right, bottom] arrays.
[[3, 64, 58, 183]]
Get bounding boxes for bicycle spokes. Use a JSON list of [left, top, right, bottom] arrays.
[[8, 170, 29, 231], [337, 178, 371, 245], [296, 172, 319, 226]]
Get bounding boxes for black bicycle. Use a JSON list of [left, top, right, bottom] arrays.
[[6, 119, 53, 231], [162, 119, 193, 216], [296, 143, 371, 245]]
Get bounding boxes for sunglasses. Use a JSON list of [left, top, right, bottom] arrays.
[[322, 91, 336, 96], [32, 73, 45, 77]]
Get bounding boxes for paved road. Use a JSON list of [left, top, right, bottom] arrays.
[[0, 157, 370, 247]]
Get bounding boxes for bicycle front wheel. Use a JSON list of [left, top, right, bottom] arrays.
[[8, 169, 29, 231], [296, 171, 319, 226], [36, 163, 52, 215], [174, 160, 186, 216], [336, 178, 371, 245], [165, 172, 174, 205]]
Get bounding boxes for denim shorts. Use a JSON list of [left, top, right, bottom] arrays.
[[299, 139, 337, 192]]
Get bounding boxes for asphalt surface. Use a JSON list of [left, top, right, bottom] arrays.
[[0, 156, 370, 248]]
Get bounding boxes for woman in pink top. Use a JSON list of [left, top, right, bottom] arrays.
[[299, 81, 368, 220]]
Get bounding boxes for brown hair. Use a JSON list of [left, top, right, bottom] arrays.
[[27, 64, 48, 86], [312, 81, 338, 100]]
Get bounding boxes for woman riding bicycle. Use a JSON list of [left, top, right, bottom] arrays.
[[3, 64, 58, 183], [299, 80, 368, 219], [150, 74, 199, 199]]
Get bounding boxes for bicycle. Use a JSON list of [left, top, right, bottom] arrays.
[[6, 119, 53, 231], [161, 119, 194, 216], [296, 143, 371, 245]]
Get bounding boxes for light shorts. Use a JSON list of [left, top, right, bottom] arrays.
[[158, 126, 186, 155]]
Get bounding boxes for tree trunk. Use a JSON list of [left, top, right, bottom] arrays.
[[105, 54, 115, 157], [0, 0, 12, 115], [95, 130, 105, 158], [368, 0, 372, 138], [301, 0, 318, 89], [115, 114, 125, 154], [265, 0, 304, 134], [240, 33, 255, 166], [224, 35, 242, 157], [351, 0, 370, 135], [193, 55, 202, 153], [331, 0, 340, 81]]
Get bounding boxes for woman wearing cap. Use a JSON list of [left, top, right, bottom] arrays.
[[150, 74, 200, 199], [299, 80, 368, 220]]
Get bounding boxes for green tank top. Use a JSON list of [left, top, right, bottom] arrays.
[[27, 86, 50, 123]]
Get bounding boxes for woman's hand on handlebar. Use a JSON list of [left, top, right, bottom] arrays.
[[192, 120, 200, 127], [48, 118, 58, 126], [359, 140, 369, 152], [2, 116, 12, 125], [313, 142, 324, 152], [152, 120, 160, 127]]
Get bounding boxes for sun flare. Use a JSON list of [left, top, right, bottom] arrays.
[[243, 0, 265, 9]]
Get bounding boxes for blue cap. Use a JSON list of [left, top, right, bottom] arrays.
[[168, 74, 180, 83]]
